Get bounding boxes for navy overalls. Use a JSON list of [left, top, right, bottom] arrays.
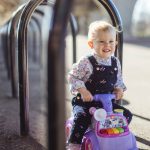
[[69, 56, 132, 144]]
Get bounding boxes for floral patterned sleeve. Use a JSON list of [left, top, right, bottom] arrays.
[[115, 57, 127, 91], [68, 56, 92, 95]]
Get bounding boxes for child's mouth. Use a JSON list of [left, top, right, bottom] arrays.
[[102, 49, 111, 53]]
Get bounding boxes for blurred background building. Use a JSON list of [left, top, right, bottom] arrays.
[[0, 0, 150, 37]]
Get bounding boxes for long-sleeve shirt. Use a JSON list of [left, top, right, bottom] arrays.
[[68, 52, 126, 95]]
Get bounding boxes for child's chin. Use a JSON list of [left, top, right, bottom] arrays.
[[102, 54, 111, 59]]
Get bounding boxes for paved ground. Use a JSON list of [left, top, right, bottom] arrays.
[[123, 43, 150, 150], [0, 35, 150, 150], [0, 52, 47, 149]]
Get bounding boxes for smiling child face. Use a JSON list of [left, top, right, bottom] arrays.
[[92, 30, 117, 59]]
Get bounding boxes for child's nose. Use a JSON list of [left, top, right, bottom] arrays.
[[104, 41, 110, 45]]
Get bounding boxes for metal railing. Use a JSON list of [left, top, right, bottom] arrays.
[[17, 0, 45, 136]]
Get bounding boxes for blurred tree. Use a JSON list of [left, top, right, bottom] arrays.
[[72, 0, 103, 34], [0, 0, 21, 25]]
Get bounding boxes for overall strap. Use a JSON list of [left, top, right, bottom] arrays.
[[88, 56, 99, 67], [88, 56, 117, 68], [111, 56, 118, 68]]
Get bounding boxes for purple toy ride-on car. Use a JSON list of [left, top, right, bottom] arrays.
[[65, 94, 138, 150]]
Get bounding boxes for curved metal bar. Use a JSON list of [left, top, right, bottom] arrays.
[[7, 4, 26, 98], [98, 0, 123, 67], [17, 0, 44, 136], [33, 9, 45, 16], [70, 14, 78, 63], [8, 4, 45, 98], [47, 0, 74, 149]]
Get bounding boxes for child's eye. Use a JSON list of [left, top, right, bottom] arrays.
[[98, 41, 104, 43], [109, 41, 114, 43], [95, 40, 115, 45]]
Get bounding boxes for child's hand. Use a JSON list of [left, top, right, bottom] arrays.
[[113, 87, 123, 100], [77, 88, 93, 102]]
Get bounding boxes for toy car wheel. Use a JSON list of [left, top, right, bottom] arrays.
[[65, 124, 72, 142], [82, 137, 93, 150]]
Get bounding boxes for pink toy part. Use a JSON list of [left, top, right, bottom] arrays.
[[82, 130, 99, 150], [65, 123, 72, 141], [85, 139, 92, 150], [65, 117, 74, 142], [89, 107, 96, 115]]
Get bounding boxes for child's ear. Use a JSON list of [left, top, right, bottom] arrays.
[[88, 41, 93, 48]]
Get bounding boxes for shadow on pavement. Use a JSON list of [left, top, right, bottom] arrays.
[[0, 133, 46, 150], [136, 135, 150, 149], [133, 113, 150, 122], [121, 99, 130, 105]]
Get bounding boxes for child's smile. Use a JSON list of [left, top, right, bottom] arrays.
[[102, 48, 111, 53], [92, 30, 117, 59]]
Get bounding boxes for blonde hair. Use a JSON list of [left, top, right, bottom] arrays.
[[88, 21, 117, 41]]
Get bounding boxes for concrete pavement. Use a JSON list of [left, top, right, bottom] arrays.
[[0, 52, 47, 149], [123, 44, 150, 150]]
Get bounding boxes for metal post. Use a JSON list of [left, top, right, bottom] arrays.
[[47, 0, 74, 149]]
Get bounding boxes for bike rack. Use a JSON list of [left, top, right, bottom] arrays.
[[17, 0, 45, 136], [7, 4, 29, 98], [17, 0, 77, 138], [5, 1, 78, 100], [7, 4, 46, 98], [17, 1, 74, 150], [0, 0, 123, 149]]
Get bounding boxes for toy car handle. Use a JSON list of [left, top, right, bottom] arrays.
[[93, 94, 116, 113]]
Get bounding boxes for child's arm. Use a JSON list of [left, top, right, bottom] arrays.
[[68, 56, 93, 101], [77, 87, 93, 102], [113, 87, 123, 100], [114, 58, 126, 100]]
